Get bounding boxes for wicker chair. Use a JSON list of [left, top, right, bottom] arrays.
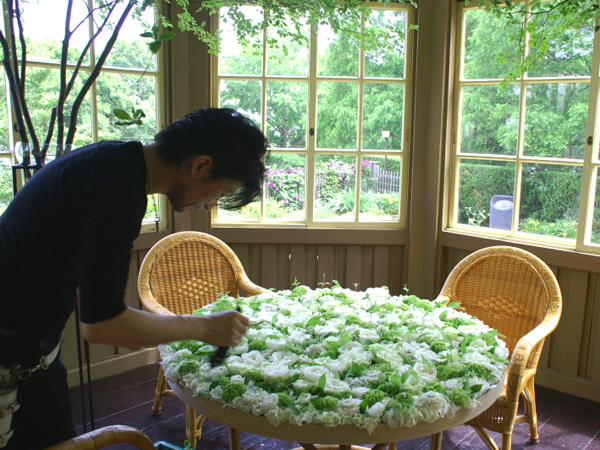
[[138, 231, 265, 448], [44, 425, 155, 450], [432, 246, 562, 450]]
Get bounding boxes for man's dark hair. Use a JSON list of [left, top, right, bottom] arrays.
[[154, 107, 267, 209]]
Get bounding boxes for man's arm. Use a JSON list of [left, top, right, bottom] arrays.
[[81, 307, 249, 348]]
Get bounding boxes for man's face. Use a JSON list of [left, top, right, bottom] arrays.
[[166, 155, 243, 212]]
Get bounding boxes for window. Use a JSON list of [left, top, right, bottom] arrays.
[[0, 0, 165, 231], [449, 4, 600, 254], [212, 4, 413, 228]]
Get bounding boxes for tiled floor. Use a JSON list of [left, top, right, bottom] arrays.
[[69, 363, 600, 449]]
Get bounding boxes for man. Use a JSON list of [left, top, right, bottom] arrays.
[[0, 107, 266, 449]]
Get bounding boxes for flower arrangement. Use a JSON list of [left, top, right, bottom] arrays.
[[159, 283, 508, 433]]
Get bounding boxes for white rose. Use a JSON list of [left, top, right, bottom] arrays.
[[289, 330, 310, 345], [314, 324, 340, 336], [469, 338, 491, 353], [359, 328, 380, 342], [266, 338, 287, 351], [263, 364, 291, 383], [241, 350, 264, 367], [301, 365, 328, 383]]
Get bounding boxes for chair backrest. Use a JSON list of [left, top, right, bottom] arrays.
[[437, 246, 562, 359], [138, 231, 264, 316]]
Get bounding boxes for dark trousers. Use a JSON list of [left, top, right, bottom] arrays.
[[0, 335, 76, 450]]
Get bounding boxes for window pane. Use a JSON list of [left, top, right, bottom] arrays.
[[527, 10, 594, 78], [218, 201, 260, 221], [266, 81, 307, 149], [460, 85, 519, 155], [265, 153, 305, 220], [220, 80, 262, 125], [519, 163, 582, 239], [0, 158, 13, 216], [463, 9, 520, 80], [457, 159, 515, 229], [99, 3, 156, 70], [267, 23, 309, 76], [359, 156, 400, 222], [0, 75, 9, 150], [314, 154, 357, 220], [317, 82, 358, 149], [523, 83, 588, 159], [16, 0, 90, 65], [317, 24, 359, 77], [362, 83, 403, 150], [24, 68, 92, 152], [364, 10, 406, 79], [96, 72, 157, 142], [593, 169, 600, 244], [219, 7, 263, 76]]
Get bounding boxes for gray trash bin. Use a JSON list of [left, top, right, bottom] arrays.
[[490, 195, 514, 230]]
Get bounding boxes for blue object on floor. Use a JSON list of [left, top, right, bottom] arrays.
[[154, 442, 183, 450]]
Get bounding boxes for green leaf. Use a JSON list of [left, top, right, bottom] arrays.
[[139, 32, 154, 38], [351, 362, 364, 377], [149, 40, 162, 54], [400, 371, 410, 383], [158, 31, 177, 41], [471, 384, 483, 393], [446, 302, 461, 309], [359, 398, 369, 413], [306, 316, 321, 327], [113, 108, 132, 120], [340, 332, 351, 346], [460, 338, 467, 354], [317, 373, 327, 390], [439, 310, 448, 320]]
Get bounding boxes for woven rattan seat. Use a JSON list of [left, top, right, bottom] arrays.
[[44, 425, 155, 449], [138, 231, 265, 448], [433, 246, 562, 450]]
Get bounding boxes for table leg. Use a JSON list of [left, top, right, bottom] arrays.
[[372, 443, 393, 450], [429, 432, 442, 450], [297, 444, 319, 450], [229, 427, 241, 450]]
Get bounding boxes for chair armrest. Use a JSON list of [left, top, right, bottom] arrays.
[[238, 272, 266, 296], [138, 290, 176, 316], [44, 425, 155, 450]]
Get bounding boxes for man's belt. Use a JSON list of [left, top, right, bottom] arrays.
[[18, 340, 62, 380]]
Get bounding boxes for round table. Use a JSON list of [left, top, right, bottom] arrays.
[[169, 374, 505, 450]]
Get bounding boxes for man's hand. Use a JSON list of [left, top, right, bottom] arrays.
[[198, 310, 249, 347]]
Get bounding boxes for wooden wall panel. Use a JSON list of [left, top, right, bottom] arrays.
[[588, 274, 600, 382], [290, 244, 307, 286]]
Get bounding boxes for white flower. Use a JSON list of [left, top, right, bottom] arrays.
[[263, 364, 291, 383], [414, 362, 437, 382], [289, 330, 310, 345], [359, 328, 381, 342], [365, 287, 390, 298], [241, 350, 264, 367], [414, 391, 450, 422], [315, 324, 340, 336], [301, 365, 328, 383], [266, 338, 287, 351], [494, 344, 509, 360], [469, 338, 491, 353]]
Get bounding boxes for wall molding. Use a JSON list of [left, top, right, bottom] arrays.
[[67, 347, 160, 387]]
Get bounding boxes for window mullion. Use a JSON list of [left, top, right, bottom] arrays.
[[306, 23, 319, 227]]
